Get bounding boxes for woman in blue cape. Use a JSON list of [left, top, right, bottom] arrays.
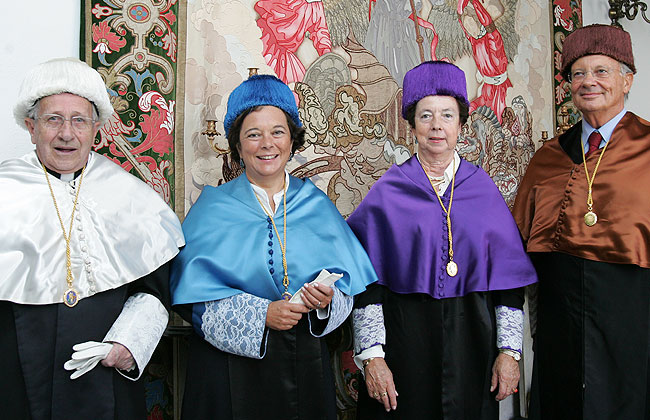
[[347, 61, 537, 419], [170, 75, 377, 419]]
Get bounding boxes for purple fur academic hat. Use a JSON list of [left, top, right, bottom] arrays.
[[401, 61, 470, 119], [223, 74, 301, 137]]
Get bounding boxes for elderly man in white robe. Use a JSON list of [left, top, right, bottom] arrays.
[[0, 57, 184, 420]]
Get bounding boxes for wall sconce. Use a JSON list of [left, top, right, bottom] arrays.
[[540, 130, 550, 144], [201, 119, 229, 156], [556, 105, 573, 135], [609, 0, 650, 27]]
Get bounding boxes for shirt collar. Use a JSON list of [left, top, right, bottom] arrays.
[[249, 171, 290, 216], [581, 108, 627, 151], [37, 151, 91, 182]]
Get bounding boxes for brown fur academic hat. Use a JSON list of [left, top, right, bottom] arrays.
[[561, 24, 636, 80]]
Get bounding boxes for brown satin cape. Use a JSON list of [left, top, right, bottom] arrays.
[[513, 112, 650, 267]]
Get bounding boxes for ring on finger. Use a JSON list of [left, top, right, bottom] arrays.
[[373, 392, 379, 398], [316, 301, 321, 308], [381, 391, 388, 397]]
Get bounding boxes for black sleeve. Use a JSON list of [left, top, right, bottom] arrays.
[[126, 261, 172, 312], [173, 303, 194, 324], [492, 287, 525, 310], [353, 283, 386, 308]]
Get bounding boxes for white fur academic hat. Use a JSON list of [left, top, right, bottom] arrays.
[[13, 57, 114, 129]]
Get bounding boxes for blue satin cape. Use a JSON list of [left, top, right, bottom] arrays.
[[171, 174, 377, 304]]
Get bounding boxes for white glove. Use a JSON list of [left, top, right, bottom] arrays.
[[63, 341, 113, 380]]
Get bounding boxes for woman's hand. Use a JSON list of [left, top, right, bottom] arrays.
[[265, 300, 310, 331], [363, 357, 398, 412], [490, 352, 520, 401], [299, 282, 334, 311]]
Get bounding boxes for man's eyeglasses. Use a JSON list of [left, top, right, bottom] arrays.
[[36, 114, 96, 132], [568, 67, 613, 83]]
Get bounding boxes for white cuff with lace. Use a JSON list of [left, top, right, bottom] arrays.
[[352, 304, 386, 371], [308, 286, 352, 337], [495, 305, 524, 353]]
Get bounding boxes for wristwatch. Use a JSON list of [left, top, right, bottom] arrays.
[[498, 348, 521, 362], [362, 357, 376, 368]]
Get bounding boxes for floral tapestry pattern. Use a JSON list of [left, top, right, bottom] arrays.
[[184, 0, 552, 215], [552, 0, 582, 131], [82, 0, 180, 209], [81, 2, 182, 419]]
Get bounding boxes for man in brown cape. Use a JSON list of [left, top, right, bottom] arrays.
[[513, 24, 649, 420]]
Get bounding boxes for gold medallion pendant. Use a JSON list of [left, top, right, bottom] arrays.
[[63, 288, 79, 307], [423, 158, 460, 280], [580, 134, 609, 230], [281, 291, 292, 301], [446, 261, 458, 277], [42, 164, 87, 308], [584, 211, 598, 227]]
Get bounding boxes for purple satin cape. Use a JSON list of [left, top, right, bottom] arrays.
[[347, 156, 537, 299]]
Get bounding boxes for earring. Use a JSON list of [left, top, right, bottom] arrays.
[[239, 158, 245, 168], [289, 152, 294, 162]]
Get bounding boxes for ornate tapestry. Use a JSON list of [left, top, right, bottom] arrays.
[[81, 1, 185, 419], [81, 0, 183, 214], [183, 0, 552, 215], [551, 0, 582, 134]]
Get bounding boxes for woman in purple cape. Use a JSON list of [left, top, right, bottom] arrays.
[[347, 61, 537, 420]]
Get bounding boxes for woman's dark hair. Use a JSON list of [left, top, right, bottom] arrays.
[[227, 105, 306, 162], [404, 97, 469, 129]]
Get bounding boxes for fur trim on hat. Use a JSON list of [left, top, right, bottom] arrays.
[[223, 74, 301, 137], [13, 57, 114, 130], [561, 24, 636, 80], [402, 61, 470, 119]]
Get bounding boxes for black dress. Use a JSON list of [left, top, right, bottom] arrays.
[[355, 284, 524, 420], [179, 314, 337, 420]]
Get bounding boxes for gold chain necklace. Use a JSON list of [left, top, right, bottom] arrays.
[[580, 134, 611, 227], [254, 179, 291, 299], [423, 159, 458, 277], [42, 164, 87, 307]]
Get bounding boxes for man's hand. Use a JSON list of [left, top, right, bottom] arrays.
[[101, 342, 135, 371]]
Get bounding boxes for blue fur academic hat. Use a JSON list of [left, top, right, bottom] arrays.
[[402, 61, 470, 119], [223, 74, 301, 136]]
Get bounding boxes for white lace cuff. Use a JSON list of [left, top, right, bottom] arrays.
[[200, 293, 270, 359], [103, 292, 169, 381], [308, 286, 352, 337], [352, 304, 386, 355], [496, 305, 524, 353]]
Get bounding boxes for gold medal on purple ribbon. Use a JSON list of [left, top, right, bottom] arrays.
[[281, 292, 292, 301], [63, 288, 79, 307]]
